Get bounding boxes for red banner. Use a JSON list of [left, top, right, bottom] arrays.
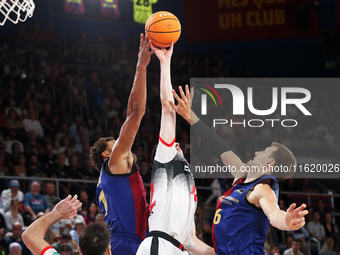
[[184, 0, 320, 42]]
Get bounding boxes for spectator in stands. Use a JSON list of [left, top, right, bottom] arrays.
[[5, 222, 30, 255], [52, 140, 64, 156], [5, 110, 24, 135], [5, 99, 22, 118], [201, 220, 213, 247], [307, 211, 327, 244], [0, 154, 9, 178], [288, 226, 309, 255], [9, 242, 22, 255], [52, 233, 76, 254], [67, 155, 84, 195], [5, 130, 24, 154], [280, 233, 295, 254], [4, 200, 24, 231], [38, 101, 58, 139], [315, 199, 328, 223], [320, 237, 337, 255], [13, 153, 27, 178], [269, 243, 280, 255], [69, 115, 83, 139], [323, 213, 338, 238], [44, 181, 60, 209], [74, 133, 89, 154], [94, 213, 105, 226], [59, 243, 73, 255], [27, 154, 46, 177], [9, 143, 23, 167], [41, 144, 56, 176], [1, 180, 24, 213], [283, 239, 304, 255], [82, 159, 98, 201], [78, 190, 90, 218], [69, 219, 84, 246], [23, 181, 50, 222], [59, 136, 72, 154], [0, 140, 12, 172], [54, 123, 70, 144], [84, 202, 99, 225], [22, 109, 44, 138], [24, 130, 42, 155]]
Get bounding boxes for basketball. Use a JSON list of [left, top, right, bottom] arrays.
[[145, 11, 181, 48]]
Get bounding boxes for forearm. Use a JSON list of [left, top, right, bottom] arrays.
[[22, 210, 60, 255], [159, 61, 176, 142], [268, 210, 290, 231], [191, 119, 231, 157], [127, 65, 147, 116], [160, 61, 173, 106], [186, 236, 215, 255]]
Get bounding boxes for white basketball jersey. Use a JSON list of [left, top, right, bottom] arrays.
[[149, 141, 197, 249]]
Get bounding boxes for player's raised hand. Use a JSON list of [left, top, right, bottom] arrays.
[[285, 203, 308, 230], [151, 41, 174, 64], [137, 33, 154, 67], [54, 195, 82, 220], [169, 85, 192, 123]]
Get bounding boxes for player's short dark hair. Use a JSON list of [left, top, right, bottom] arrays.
[[270, 142, 296, 180], [89, 137, 115, 172], [79, 223, 110, 255]]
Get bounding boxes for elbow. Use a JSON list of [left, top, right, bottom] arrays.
[[21, 230, 29, 245]]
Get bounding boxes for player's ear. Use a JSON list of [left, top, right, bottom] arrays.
[[102, 150, 110, 158]]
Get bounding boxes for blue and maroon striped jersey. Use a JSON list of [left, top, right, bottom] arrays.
[[96, 160, 149, 248]]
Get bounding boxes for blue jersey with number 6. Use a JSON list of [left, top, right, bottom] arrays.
[[212, 175, 279, 255], [96, 159, 149, 254]]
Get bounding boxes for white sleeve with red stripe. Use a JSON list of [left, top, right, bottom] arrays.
[[40, 246, 60, 255], [154, 137, 176, 163]]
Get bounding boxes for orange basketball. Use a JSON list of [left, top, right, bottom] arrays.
[[145, 11, 181, 48]]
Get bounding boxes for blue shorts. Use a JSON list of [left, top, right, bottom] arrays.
[[111, 232, 143, 255]]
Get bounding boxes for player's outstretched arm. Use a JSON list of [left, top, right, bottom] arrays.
[[255, 183, 308, 230], [109, 34, 154, 170], [185, 220, 215, 255], [151, 42, 176, 143], [170, 86, 246, 178], [22, 195, 82, 255]]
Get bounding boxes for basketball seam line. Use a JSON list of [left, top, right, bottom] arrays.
[[145, 30, 181, 34]]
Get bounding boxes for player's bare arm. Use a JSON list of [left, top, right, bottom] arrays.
[[170, 86, 246, 180], [151, 42, 176, 143], [248, 182, 308, 230], [184, 220, 214, 255], [108, 34, 154, 174], [22, 195, 81, 255]]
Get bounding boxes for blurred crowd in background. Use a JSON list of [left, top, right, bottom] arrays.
[[0, 22, 339, 255]]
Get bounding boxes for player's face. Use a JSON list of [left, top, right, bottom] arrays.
[[247, 146, 277, 166], [175, 142, 183, 156]]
